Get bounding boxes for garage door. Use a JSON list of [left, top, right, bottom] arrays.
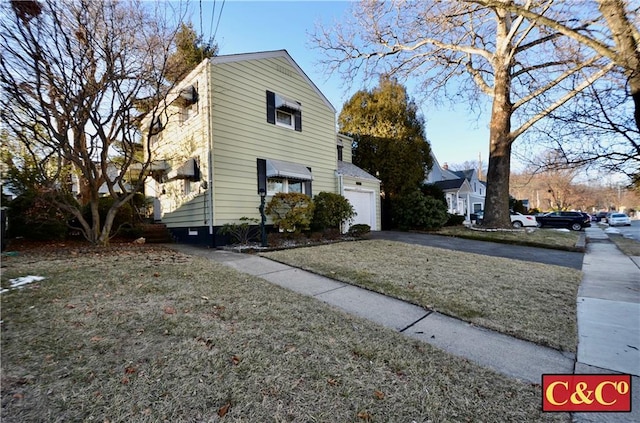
[[344, 189, 373, 231]]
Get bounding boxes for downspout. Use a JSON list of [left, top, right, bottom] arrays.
[[336, 169, 344, 232], [206, 60, 215, 240]]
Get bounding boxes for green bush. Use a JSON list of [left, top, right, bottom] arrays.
[[445, 214, 466, 226], [265, 192, 314, 233], [347, 224, 371, 238], [219, 217, 260, 245], [393, 190, 449, 230], [7, 190, 72, 240], [421, 183, 447, 207], [311, 192, 355, 231]]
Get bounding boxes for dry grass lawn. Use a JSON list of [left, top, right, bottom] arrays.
[[263, 240, 581, 352], [608, 233, 640, 256], [435, 226, 582, 250], [0, 245, 568, 422]]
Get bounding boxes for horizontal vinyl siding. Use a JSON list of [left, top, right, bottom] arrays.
[[161, 194, 208, 228], [211, 56, 337, 225]]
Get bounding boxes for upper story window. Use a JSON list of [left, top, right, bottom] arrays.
[[175, 84, 198, 124], [266, 90, 302, 131], [276, 109, 294, 128], [180, 102, 198, 124]]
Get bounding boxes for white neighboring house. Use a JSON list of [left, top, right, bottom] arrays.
[[424, 153, 486, 221]]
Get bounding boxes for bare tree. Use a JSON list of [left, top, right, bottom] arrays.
[[471, 0, 640, 130], [0, 0, 185, 245], [312, 0, 615, 228], [471, 0, 639, 186]]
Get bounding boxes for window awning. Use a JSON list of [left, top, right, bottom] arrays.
[[172, 85, 198, 107], [129, 160, 169, 172], [275, 94, 301, 112], [167, 158, 199, 180], [267, 159, 312, 181]]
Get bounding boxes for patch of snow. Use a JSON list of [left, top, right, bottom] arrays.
[[604, 227, 621, 234], [1, 275, 45, 294], [554, 228, 571, 233]]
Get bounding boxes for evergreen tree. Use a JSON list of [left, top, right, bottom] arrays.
[[165, 22, 218, 83], [339, 76, 432, 198]]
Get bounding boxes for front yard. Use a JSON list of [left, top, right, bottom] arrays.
[[262, 240, 582, 352], [0, 244, 568, 422]]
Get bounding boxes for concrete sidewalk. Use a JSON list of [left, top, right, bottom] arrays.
[[577, 227, 640, 376], [169, 228, 640, 421], [572, 227, 640, 423]]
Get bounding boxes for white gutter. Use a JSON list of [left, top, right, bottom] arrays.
[[206, 60, 215, 236]]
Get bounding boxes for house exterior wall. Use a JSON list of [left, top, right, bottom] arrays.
[[337, 133, 353, 164], [209, 54, 336, 225], [144, 51, 377, 245], [425, 152, 486, 217], [143, 60, 212, 231]]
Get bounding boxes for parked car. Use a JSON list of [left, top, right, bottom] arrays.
[[595, 211, 609, 222], [608, 213, 631, 226], [473, 210, 537, 228], [510, 211, 537, 228], [536, 211, 592, 231]]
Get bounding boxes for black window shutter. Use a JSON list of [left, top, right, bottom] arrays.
[[294, 110, 302, 132], [337, 145, 343, 161], [266, 91, 275, 124], [257, 158, 267, 194]]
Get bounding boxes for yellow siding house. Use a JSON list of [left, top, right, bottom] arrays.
[[144, 50, 380, 246]]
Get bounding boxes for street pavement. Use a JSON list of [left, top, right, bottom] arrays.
[[167, 226, 639, 421]]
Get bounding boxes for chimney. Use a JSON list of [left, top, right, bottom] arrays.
[[443, 162, 449, 170]]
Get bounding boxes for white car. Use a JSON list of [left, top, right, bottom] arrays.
[[474, 210, 537, 228], [510, 211, 537, 228], [608, 213, 631, 226]]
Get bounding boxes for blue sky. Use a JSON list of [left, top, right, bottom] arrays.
[[188, 0, 491, 168]]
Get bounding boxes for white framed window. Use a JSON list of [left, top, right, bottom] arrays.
[[183, 179, 191, 195], [267, 178, 306, 195], [266, 90, 302, 131], [275, 109, 294, 129], [180, 103, 198, 124]]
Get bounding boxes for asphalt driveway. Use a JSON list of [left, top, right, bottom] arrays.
[[369, 230, 584, 270]]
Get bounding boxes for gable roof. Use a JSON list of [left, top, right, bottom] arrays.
[[434, 178, 473, 194], [452, 169, 476, 180], [434, 178, 465, 190], [209, 50, 336, 113], [337, 161, 380, 182]]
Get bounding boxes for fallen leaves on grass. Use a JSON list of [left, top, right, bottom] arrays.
[[218, 402, 231, 417], [357, 410, 372, 421]]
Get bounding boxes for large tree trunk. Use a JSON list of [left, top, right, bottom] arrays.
[[482, 59, 514, 228], [598, 0, 640, 132]]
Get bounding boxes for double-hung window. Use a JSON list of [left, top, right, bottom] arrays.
[[266, 90, 302, 131]]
